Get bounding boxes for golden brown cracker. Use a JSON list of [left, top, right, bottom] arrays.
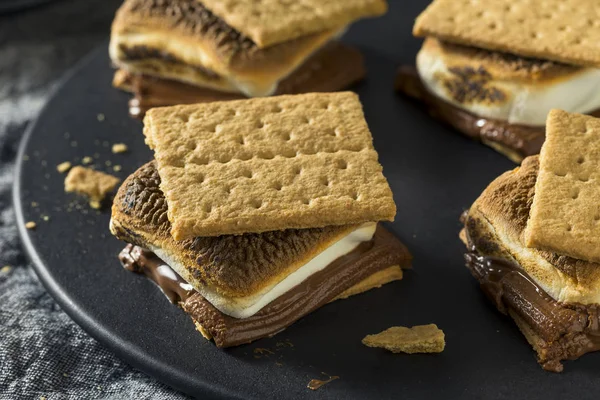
[[332, 266, 402, 301], [362, 324, 445, 354], [144, 92, 396, 240], [201, 0, 387, 48], [414, 0, 600, 67], [525, 110, 600, 262]]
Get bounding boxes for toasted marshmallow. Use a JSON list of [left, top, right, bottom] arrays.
[[149, 222, 377, 319], [110, 26, 348, 98], [417, 38, 600, 126]]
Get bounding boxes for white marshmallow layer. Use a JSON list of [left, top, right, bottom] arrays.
[[417, 45, 600, 126], [151, 222, 377, 319]]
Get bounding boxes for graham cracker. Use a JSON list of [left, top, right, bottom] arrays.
[[64, 166, 120, 205], [200, 0, 387, 48], [332, 265, 403, 301], [362, 324, 445, 354], [414, 0, 600, 67], [143, 92, 396, 240], [525, 110, 600, 263]]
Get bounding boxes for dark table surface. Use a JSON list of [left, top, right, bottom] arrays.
[[0, 1, 189, 398]]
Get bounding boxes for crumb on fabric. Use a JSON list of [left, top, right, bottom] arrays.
[[97, 113, 105, 122], [82, 156, 93, 165], [25, 221, 37, 230]]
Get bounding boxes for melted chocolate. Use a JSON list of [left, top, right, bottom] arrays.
[[463, 226, 600, 372], [119, 226, 411, 347], [118, 42, 365, 119], [119, 244, 194, 303], [395, 66, 546, 160]]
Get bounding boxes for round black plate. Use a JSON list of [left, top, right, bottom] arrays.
[[13, 2, 600, 399]]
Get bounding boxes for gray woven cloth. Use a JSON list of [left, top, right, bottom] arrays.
[[0, 2, 188, 398]]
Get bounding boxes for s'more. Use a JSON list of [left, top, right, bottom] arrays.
[[110, 92, 412, 347], [461, 109, 600, 372], [397, 0, 600, 163], [109, 0, 388, 118]]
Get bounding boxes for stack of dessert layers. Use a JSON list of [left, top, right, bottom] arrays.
[[110, 0, 388, 117], [398, 0, 600, 162], [110, 92, 411, 346], [461, 109, 600, 372]]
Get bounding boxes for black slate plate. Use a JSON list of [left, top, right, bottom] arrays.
[[13, 2, 600, 399]]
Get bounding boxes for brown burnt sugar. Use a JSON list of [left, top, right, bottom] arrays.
[[442, 66, 506, 105], [437, 39, 574, 80], [125, 0, 256, 57]]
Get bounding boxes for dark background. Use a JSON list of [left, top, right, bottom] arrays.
[[4, 1, 600, 399]]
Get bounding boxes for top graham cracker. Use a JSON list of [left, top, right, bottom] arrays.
[[143, 92, 396, 240], [414, 0, 600, 67], [525, 110, 600, 263], [200, 0, 387, 48]]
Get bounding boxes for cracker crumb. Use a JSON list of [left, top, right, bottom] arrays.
[[31, 201, 38, 207], [42, 215, 50, 222], [97, 113, 105, 122], [25, 221, 37, 230], [57, 162, 72, 173], [362, 324, 445, 354], [112, 143, 128, 154], [307, 374, 339, 391], [82, 156, 93, 165], [64, 166, 120, 209], [1, 266, 11, 273], [113, 165, 122, 172]]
